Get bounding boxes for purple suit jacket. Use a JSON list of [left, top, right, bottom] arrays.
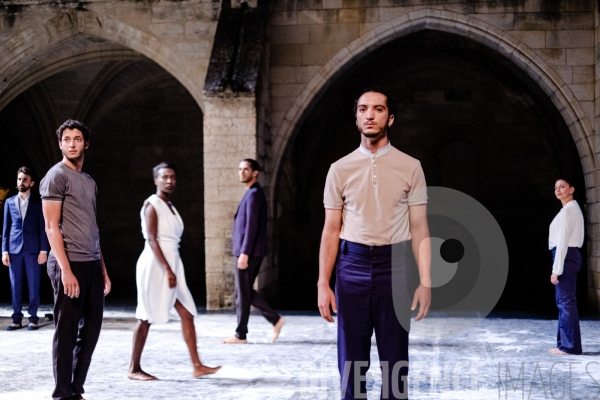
[[232, 183, 268, 257]]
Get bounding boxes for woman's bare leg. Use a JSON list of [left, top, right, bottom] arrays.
[[127, 320, 158, 380], [174, 300, 221, 377]]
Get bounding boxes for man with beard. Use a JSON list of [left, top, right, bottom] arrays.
[[318, 88, 431, 399], [39, 120, 111, 400], [220, 159, 285, 344], [2, 166, 49, 331]]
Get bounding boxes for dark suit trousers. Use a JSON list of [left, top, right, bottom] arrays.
[[234, 256, 280, 340], [336, 240, 411, 400], [8, 252, 41, 323], [48, 259, 104, 400]]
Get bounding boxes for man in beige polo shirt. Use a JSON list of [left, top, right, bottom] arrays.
[[317, 88, 431, 399]]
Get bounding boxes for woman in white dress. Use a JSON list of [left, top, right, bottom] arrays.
[[128, 162, 220, 380]]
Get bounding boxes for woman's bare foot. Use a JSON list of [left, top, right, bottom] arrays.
[[549, 348, 569, 355], [193, 364, 222, 378], [271, 317, 285, 342], [220, 336, 247, 344], [127, 369, 159, 380]]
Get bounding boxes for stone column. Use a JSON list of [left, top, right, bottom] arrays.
[[204, 94, 257, 310]]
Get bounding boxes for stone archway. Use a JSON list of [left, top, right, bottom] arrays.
[[269, 10, 594, 311], [0, 17, 207, 305], [0, 10, 206, 111], [269, 8, 595, 199]]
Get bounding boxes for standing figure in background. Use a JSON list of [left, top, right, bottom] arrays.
[[40, 119, 112, 400], [2, 166, 49, 331], [549, 177, 584, 355], [220, 159, 284, 344], [128, 162, 220, 380]]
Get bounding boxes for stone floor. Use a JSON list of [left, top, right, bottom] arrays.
[[1, 304, 600, 399]]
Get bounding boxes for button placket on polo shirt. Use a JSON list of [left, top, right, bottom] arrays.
[[372, 155, 378, 188]]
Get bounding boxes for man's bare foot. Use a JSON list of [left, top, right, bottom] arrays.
[[220, 336, 247, 344], [127, 370, 159, 380], [193, 364, 222, 378], [549, 348, 569, 355], [271, 317, 285, 342]]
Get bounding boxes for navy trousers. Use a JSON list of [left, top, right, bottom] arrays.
[[552, 247, 582, 355], [8, 251, 41, 324], [336, 240, 412, 400], [48, 259, 105, 400], [234, 256, 281, 340]]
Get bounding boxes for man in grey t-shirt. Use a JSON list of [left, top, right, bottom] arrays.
[[39, 119, 111, 400]]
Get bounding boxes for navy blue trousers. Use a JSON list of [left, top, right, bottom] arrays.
[[8, 251, 41, 324], [552, 247, 582, 355], [336, 240, 412, 400]]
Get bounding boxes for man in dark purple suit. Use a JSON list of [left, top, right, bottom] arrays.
[[220, 158, 284, 344]]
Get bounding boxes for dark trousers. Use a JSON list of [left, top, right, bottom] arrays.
[[47, 259, 105, 400], [552, 247, 582, 355], [336, 240, 412, 400], [234, 256, 280, 340], [8, 251, 41, 323]]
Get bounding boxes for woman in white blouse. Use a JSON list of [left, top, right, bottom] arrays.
[[548, 178, 584, 355]]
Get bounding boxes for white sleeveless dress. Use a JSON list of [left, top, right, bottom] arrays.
[[135, 194, 197, 324]]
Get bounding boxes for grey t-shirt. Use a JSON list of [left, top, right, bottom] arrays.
[[39, 162, 100, 262]]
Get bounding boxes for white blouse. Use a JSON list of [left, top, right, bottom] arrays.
[[548, 200, 584, 275]]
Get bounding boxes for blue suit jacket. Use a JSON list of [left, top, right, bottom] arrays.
[[232, 183, 268, 257], [2, 194, 49, 255]]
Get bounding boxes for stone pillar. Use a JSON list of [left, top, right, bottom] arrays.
[[204, 94, 257, 310]]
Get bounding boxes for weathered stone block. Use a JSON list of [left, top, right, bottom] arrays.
[[513, 13, 556, 31], [271, 11, 299, 26], [271, 44, 304, 66], [149, 23, 184, 39], [298, 10, 339, 24], [308, 23, 359, 43], [555, 12, 594, 30], [572, 66, 594, 83], [566, 48, 594, 66], [546, 30, 594, 49], [269, 25, 310, 44], [507, 30, 546, 49], [467, 13, 514, 31], [302, 42, 347, 65], [323, 0, 343, 9], [272, 83, 305, 97], [536, 49, 566, 66], [271, 66, 298, 83]]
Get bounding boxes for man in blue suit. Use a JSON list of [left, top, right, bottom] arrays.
[[220, 159, 284, 344], [2, 166, 49, 331]]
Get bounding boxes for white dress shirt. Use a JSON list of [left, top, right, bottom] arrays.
[[548, 200, 584, 275], [18, 192, 30, 220]]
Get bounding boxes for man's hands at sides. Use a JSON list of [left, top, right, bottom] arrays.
[[317, 282, 337, 323], [411, 283, 431, 321], [62, 269, 80, 298]]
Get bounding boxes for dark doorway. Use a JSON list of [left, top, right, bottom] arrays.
[[274, 30, 585, 314], [0, 59, 205, 307]]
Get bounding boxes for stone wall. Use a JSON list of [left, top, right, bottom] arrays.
[[0, 0, 599, 310]]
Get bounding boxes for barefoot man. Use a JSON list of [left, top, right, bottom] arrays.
[[221, 159, 285, 344]]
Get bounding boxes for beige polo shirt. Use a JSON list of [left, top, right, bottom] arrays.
[[323, 142, 427, 246]]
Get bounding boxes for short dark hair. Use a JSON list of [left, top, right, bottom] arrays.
[[353, 87, 398, 117], [56, 119, 90, 142], [153, 162, 177, 179], [17, 166, 32, 180], [242, 158, 260, 172], [556, 177, 575, 189]]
